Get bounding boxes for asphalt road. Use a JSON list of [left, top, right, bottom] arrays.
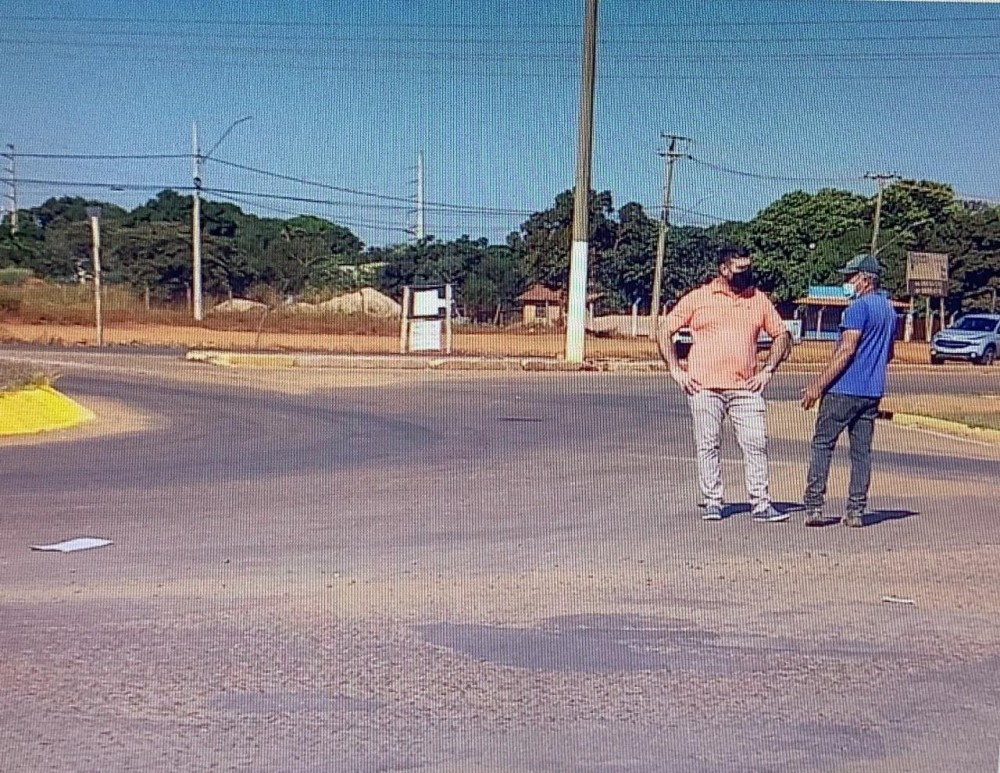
[[2, 350, 1000, 772]]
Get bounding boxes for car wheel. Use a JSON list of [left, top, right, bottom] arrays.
[[981, 346, 997, 366]]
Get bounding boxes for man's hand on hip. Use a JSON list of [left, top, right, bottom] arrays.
[[670, 367, 702, 395], [744, 369, 773, 393]]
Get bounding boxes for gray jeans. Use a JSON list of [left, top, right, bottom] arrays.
[[804, 392, 881, 511], [687, 389, 770, 512]]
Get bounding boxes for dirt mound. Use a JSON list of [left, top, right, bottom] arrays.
[[317, 287, 401, 317], [212, 298, 267, 313]]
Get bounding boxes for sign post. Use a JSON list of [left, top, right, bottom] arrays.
[[401, 284, 453, 354], [906, 252, 949, 298], [906, 252, 949, 341]]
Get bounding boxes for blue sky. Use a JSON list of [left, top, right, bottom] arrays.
[[3, 0, 999, 246]]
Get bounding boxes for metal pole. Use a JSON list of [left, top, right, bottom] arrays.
[[416, 152, 425, 240], [3, 144, 17, 234], [564, 0, 598, 363], [192, 122, 204, 321]]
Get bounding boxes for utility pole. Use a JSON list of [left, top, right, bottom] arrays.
[[85, 207, 103, 347], [865, 172, 900, 255], [2, 144, 17, 234], [416, 151, 425, 240], [648, 133, 690, 339], [191, 115, 252, 321], [564, 0, 598, 363], [191, 122, 204, 321]]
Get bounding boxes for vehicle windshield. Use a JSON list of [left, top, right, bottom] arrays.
[[952, 317, 998, 333]]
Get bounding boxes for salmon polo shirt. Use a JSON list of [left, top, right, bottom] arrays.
[[664, 278, 786, 390]]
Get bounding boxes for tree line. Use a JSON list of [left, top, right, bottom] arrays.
[[1, 180, 997, 322]]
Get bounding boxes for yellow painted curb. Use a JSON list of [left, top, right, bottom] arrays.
[[890, 412, 1000, 444], [0, 385, 96, 436]]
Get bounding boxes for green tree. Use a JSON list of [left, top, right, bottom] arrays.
[[742, 188, 869, 301], [921, 206, 1000, 312], [508, 189, 617, 292], [880, 180, 959, 233]]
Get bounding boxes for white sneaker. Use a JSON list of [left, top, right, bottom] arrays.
[[752, 505, 789, 523]]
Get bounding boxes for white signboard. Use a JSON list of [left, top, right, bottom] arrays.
[[408, 319, 442, 351], [413, 289, 446, 318]]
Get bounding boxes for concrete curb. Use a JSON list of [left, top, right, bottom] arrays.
[[878, 410, 1000, 443], [184, 349, 992, 375], [186, 350, 670, 373], [0, 385, 96, 436]]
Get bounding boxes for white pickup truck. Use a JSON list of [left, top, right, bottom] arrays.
[[672, 319, 802, 355]]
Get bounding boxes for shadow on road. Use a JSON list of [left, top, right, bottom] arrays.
[[865, 508, 919, 526]]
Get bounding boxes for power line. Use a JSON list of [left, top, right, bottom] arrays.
[[207, 156, 535, 215], [14, 152, 189, 160], [5, 36, 1000, 63], [6, 48, 1000, 82], [210, 191, 411, 234], [687, 155, 863, 183], [12, 150, 534, 216], [8, 26, 1000, 46], [6, 13, 999, 29], [13, 177, 528, 225]]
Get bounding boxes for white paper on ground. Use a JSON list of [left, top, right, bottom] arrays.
[[30, 537, 113, 553]]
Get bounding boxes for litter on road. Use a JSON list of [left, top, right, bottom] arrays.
[[30, 537, 114, 553], [881, 595, 916, 605]]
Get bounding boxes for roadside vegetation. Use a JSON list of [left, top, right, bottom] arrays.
[[1, 181, 997, 329], [0, 359, 54, 393], [885, 394, 1000, 432]]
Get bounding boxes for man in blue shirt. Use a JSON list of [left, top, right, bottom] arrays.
[[800, 254, 898, 527]]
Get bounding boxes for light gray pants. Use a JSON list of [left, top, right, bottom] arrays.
[[687, 389, 771, 513]]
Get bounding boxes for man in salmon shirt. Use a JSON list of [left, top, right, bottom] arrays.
[[657, 245, 792, 522]]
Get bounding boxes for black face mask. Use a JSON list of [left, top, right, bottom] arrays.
[[728, 268, 755, 292]]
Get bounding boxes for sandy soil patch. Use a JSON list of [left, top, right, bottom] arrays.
[[0, 321, 940, 364], [0, 394, 157, 447]]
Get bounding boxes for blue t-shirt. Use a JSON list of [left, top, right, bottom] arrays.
[[828, 291, 897, 398]]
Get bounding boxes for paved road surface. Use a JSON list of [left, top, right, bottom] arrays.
[[2, 349, 1000, 772]]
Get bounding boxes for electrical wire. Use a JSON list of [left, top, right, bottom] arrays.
[[687, 155, 864, 183], [210, 191, 412, 233], [6, 13, 999, 29], [207, 157, 535, 215]]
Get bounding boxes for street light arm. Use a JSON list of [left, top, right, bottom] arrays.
[[872, 217, 933, 256], [203, 115, 253, 161]]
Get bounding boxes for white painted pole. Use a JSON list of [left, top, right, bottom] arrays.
[[400, 286, 411, 353], [564, 0, 598, 363], [444, 283, 453, 354], [86, 211, 103, 347]]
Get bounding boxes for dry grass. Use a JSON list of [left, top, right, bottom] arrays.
[[0, 284, 949, 364], [0, 284, 400, 335], [0, 359, 55, 393], [882, 393, 1000, 431]]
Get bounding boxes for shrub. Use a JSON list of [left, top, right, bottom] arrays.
[[0, 267, 34, 286], [0, 359, 55, 392]]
